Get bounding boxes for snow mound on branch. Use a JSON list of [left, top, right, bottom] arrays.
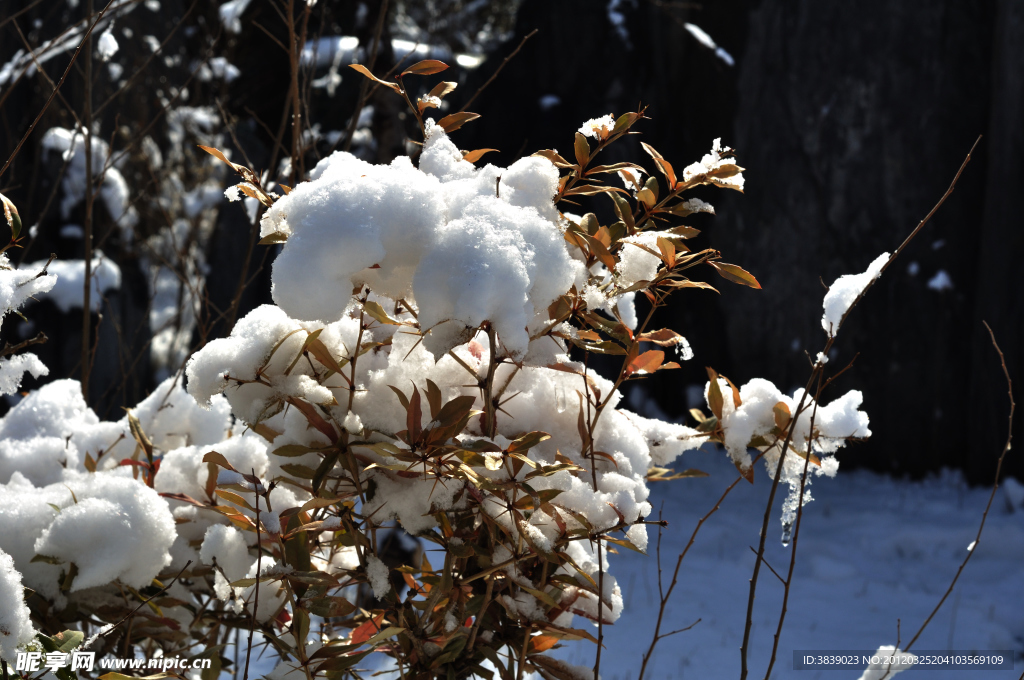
[[0, 253, 56, 333], [24, 252, 121, 312], [0, 353, 47, 397], [821, 252, 889, 336], [0, 469, 175, 602], [0, 548, 35, 662], [261, 123, 581, 358], [0, 379, 121, 485], [712, 377, 870, 526]]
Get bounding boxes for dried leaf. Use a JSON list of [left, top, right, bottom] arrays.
[[348, 64, 401, 92], [428, 80, 458, 99], [438, 111, 481, 132], [401, 59, 449, 76], [710, 261, 761, 289], [574, 132, 590, 168], [463, 148, 498, 163]]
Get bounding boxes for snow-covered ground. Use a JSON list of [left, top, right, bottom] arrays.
[[554, 448, 1024, 679]]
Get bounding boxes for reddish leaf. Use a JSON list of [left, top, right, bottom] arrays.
[[350, 614, 385, 645], [626, 350, 664, 376], [287, 398, 337, 442]]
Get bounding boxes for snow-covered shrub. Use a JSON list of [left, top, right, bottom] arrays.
[[0, 60, 872, 679]]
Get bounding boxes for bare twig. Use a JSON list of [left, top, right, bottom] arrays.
[[0, 0, 116, 182], [244, 470, 263, 680], [459, 29, 538, 113], [81, 0, 96, 403], [902, 322, 1014, 652], [342, 0, 388, 153], [638, 471, 745, 680], [739, 136, 982, 680]]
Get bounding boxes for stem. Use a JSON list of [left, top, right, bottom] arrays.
[[763, 372, 823, 680], [243, 472, 262, 680], [484, 324, 499, 438], [466, 576, 494, 653], [901, 322, 1014, 652], [81, 0, 94, 403]]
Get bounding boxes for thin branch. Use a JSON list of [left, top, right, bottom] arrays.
[[902, 322, 1014, 651], [0, 0, 116, 181], [342, 0, 388, 153], [459, 29, 538, 113]]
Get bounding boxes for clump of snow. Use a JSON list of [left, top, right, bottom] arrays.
[[366, 555, 391, 599], [927, 269, 953, 291], [0, 353, 48, 397], [712, 377, 869, 526], [683, 22, 735, 66], [856, 646, 916, 680], [0, 253, 56, 333], [617, 230, 672, 288], [200, 524, 253, 584], [821, 253, 889, 336], [578, 114, 615, 140], [23, 252, 121, 312], [219, 0, 253, 34], [681, 138, 745, 191], [97, 28, 119, 61], [41, 127, 138, 233], [0, 469, 175, 601], [261, 123, 580, 358], [0, 548, 35, 662]]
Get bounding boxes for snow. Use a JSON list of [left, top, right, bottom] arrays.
[[821, 252, 889, 336], [261, 123, 581, 358], [23, 252, 121, 312], [552, 452, 1024, 679], [0, 353, 48, 397], [0, 469, 175, 602], [97, 29, 119, 61], [856, 646, 917, 680], [683, 23, 735, 66], [41, 127, 138, 233], [682, 138, 745, 190], [200, 524, 253, 582], [366, 554, 391, 599], [578, 114, 615, 140], [928, 269, 954, 291], [0, 253, 57, 333], [0, 548, 35, 662], [539, 94, 562, 110]]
